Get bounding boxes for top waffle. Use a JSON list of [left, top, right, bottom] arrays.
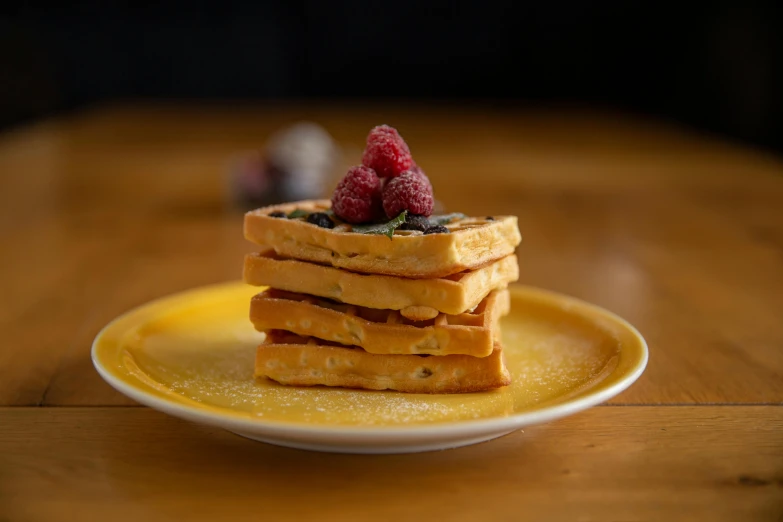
[[244, 200, 521, 278]]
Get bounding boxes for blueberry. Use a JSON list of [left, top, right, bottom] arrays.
[[269, 211, 287, 218], [399, 214, 431, 232], [486, 216, 495, 221], [306, 212, 335, 229], [424, 225, 450, 235]]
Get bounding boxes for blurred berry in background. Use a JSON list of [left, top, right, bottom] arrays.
[[229, 123, 339, 210]]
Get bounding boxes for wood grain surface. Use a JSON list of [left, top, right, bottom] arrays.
[[1, 407, 781, 522], [1, 104, 782, 520]]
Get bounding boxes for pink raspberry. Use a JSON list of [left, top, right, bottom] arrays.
[[371, 125, 397, 137], [382, 170, 434, 218], [331, 166, 382, 224], [361, 125, 413, 178], [409, 162, 431, 187]]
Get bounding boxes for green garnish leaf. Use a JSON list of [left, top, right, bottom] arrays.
[[428, 213, 467, 226], [352, 211, 408, 239], [287, 209, 309, 219]]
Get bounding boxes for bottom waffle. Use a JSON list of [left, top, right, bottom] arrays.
[[256, 331, 512, 394]]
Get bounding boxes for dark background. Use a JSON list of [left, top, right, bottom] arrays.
[[2, 1, 782, 152]]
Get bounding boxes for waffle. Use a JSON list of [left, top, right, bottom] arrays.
[[244, 250, 519, 319], [250, 288, 510, 357], [244, 200, 521, 278], [256, 331, 511, 393]]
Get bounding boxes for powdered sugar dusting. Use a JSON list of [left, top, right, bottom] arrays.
[[126, 290, 618, 426]]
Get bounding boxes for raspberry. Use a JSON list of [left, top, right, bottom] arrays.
[[331, 165, 382, 224], [409, 163, 431, 187], [370, 125, 397, 138], [361, 125, 413, 178], [382, 170, 434, 218]]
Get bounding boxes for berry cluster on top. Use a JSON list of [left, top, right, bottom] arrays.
[[331, 126, 434, 224]]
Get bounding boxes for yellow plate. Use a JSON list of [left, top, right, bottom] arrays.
[[92, 282, 647, 453]]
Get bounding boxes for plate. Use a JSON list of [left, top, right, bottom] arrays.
[[92, 282, 647, 454]]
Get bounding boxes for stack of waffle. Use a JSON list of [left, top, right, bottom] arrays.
[[243, 200, 522, 393]]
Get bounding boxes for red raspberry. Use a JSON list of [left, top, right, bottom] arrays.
[[371, 125, 397, 137], [382, 170, 434, 218], [409, 163, 431, 187], [361, 125, 413, 178], [331, 166, 382, 224]]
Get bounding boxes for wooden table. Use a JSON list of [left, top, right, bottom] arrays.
[[1, 104, 781, 521]]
